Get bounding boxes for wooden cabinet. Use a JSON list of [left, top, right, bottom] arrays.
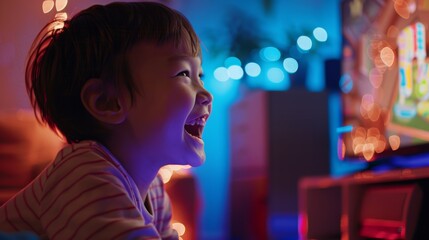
[[229, 89, 331, 238]]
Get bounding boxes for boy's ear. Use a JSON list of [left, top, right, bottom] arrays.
[[81, 78, 128, 124]]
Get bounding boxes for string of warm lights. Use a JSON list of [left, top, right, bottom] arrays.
[[42, 0, 68, 30]]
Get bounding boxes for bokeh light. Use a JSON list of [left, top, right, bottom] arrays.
[[339, 73, 353, 93], [394, 0, 411, 19], [228, 65, 244, 80], [214, 67, 229, 82], [283, 58, 299, 73], [361, 94, 374, 113], [244, 62, 261, 77], [380, 46, 395, 67], [54, 12, 67, 21], [159, 167, 173, 183], [369, 68, 383, 88], [224, 56, 241, 67], [313, 27, 328, 42], [267, 67, 285, 83], [297, 36, 312, 51], [260, 46, 281, 62], [42, 0, 54, 13], [387, 25, 400, 39], [362, 143, 375, 161], [375, 135, 387, 153], [389, 135, 401, 150], [56, 0, 68, 11], [172, 222, 186, 236]]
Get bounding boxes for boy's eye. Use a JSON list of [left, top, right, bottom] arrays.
[[199, 73, 205, 84], [177, 71, 190, 77]]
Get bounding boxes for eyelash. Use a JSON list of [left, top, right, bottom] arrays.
[[178, 71, 190, 77], [177, 71, 204, 81]]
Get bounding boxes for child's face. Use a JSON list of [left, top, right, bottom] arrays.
[[123, 39, 212, 167]]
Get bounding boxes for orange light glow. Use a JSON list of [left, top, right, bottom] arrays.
[[351, 126, 389, 157], [354, 143, 364, 155], [352, 137, 364, 153], [51, 12, 68, 30], [375, 137, 387, 153], [394, 0, 411, 19], [42, 0, 54, 13], [172, 222, 186, 236], [380, 47, 395, 67], [353, 126, 366, 138], [360, 95, 375, 119], [158, 165, 192, 183], [389, 135, 401, 150], [367, 127, 380, 138], [56, 0, 68, 11], [366, 136, 378, 147], [369, 68, 383, 88], [353, 136, 365, 148], [387, 25, 400, 39], [343, 45, 353, 58], [361, 94, 374, 111], [54, 12, 67, 21], [53, 21, 64, 30], [159, 167, 173, 183], [367, 104, 381, 122], [362, 143, 375, 161]]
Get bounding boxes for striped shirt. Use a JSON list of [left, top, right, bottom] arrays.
[[0, 141, 178, 240]]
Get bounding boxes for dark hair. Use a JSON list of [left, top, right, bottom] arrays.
[[26, 2, 201, 143]]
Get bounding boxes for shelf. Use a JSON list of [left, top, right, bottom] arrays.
[[299, 167, 429, 239]]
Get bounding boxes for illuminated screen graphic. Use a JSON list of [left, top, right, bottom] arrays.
[[340, 0, 429, 161]]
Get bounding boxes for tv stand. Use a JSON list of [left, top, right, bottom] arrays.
[[299, 166, 429, 239]]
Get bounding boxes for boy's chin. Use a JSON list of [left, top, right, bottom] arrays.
[[186, 152, 206, 167]]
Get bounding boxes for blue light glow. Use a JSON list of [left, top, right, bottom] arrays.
[[339, 73, 353, 93], [306, 56, 324, 92], [267, 67, 284, 83], [260, 46, 281, 62], [336, 125, 353, 134], [224, 56, 241, 67], [214, 67, 229, 82], [283, 58, 298, 73], [297, 36, 312, 51], [329, 93, 367, 177], [313, 27, 328, 42], [244, 62, 261, 77], [228, 65, 244, 80]]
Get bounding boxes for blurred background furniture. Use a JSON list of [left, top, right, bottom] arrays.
[[0, 110, 64, 205]]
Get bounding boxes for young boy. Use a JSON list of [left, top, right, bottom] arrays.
[[0, 1, 212, 239]]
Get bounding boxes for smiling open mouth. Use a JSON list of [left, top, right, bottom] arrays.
[[184, 115, 208, 139], [185, 124, 203, 139]]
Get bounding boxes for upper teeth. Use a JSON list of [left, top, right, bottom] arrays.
[[188, 117, 206, 126]]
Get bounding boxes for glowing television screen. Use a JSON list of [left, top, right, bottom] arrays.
[[339, 0, 429, 162]]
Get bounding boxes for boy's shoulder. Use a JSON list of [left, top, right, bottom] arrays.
[[44, 140, 130, 189], [41, 140, 145, 210], [52, 140, 120, 169]]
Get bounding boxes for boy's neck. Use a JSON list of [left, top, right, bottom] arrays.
[[103, 139, 162, 196]]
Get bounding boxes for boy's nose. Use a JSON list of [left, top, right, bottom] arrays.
[[197, 88, 213, 106]]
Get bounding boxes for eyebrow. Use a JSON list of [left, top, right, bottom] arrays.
[[168, 55, 203, 65]]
